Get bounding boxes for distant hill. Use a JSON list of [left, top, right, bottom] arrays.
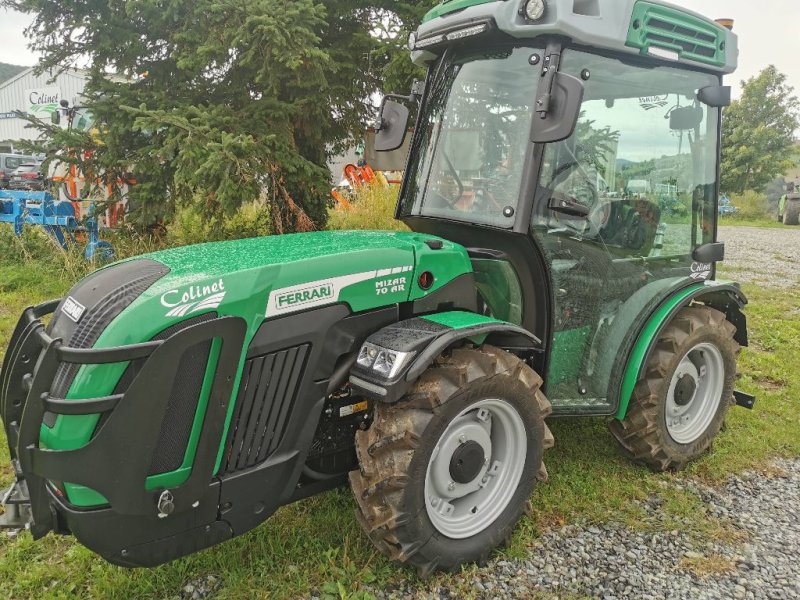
[[0, 62, 27, 84]]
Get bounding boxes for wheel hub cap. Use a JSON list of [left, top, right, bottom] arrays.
[[665, 343, 725, 445], [424, 399, 527, 539], [449, 440, 486, 484], [673, 374, 697, 406]]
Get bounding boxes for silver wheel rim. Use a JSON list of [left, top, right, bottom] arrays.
[[665, 343, 725, 444], [424, 398, 527, 539]]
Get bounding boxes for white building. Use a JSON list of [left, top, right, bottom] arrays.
[[0, 67, 89, 152]]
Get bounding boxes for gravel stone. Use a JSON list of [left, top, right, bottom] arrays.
[[178, 575, 221, 600], [370, 459, 800, 600], [718, 226, 800, 288]]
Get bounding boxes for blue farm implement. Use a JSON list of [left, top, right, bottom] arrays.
[[0, 190, 113, 261]]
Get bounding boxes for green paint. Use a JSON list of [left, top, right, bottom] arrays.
[[472, 259, 523, 325], [423, 0, 497, 23], [548, 327, 591, 385], [43, 230, 473, 507], [423, 311, 504, 330], [423, 311, 511, 346], [626, 1, 726, 68], [615, 284, 704, 420]]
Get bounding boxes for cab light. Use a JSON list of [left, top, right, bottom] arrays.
[[414, 34, 446, 49], [523, 0, 546, 21], [445, 23, 489, 41]]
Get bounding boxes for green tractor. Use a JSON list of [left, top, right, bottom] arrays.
[[1, 0, 754, 576]]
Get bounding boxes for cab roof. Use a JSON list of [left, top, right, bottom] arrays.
[[414, 0, 738, 74]]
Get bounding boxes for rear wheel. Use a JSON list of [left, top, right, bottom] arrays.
[[610, 306, 739, 471], [783, 200, 800, 225], [349, 345, 552, 576]]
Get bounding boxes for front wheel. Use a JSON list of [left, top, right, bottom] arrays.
[[349, 345, 552, 576], [610, 306, 739, 471]]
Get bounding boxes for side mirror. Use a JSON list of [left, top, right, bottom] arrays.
[[531, 73, 585, 143], [697, 85, 731, 108], [51, 110, 61, 125], [375, 100, 410, 152], [692, 242, 725, 263], [669, 105, 704, 131]]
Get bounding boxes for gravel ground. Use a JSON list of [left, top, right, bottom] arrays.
[[719, 226, 800, 288], [372, 459, 800, 600]]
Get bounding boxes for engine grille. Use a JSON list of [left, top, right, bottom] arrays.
[[627, 1, 726, 67], [221, 344, 310, 474]]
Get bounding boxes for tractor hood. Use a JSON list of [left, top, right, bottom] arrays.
[[135, 229, 471, 326], [45, 230, 472, 415]]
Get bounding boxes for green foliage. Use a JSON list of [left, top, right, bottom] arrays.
[[725, 191, 772, 221], [574, 113, 620, 173], [369, 3, 437, 94], [0, 225, 92, 283], [167, 197, 273, 246], [6, 0, 437, 232], [327, 184, 409, 232], [721, 66, 800, 194]]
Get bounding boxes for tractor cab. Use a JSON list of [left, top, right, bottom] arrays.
[[381, 0, 737, 416]]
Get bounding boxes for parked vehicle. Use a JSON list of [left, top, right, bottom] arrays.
[[0, 154, 40, 189], [719, 194, 738, 216], [778, 184, 800, 225], [0, 0, 753, 577], [8, 163, 46, 191]]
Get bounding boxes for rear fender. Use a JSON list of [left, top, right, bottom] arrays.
[[349, 311, 541, 403], [615, 282, 748, 420]]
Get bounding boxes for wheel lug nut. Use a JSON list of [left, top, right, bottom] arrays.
[[458, 435, 466, 444], [448, 481, 456, 491]]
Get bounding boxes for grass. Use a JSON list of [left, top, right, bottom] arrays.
[[0, 220, 798, 598], [327, 184, 409, 232]]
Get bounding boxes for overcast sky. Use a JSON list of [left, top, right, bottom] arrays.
[[1, 1, 799, 97]]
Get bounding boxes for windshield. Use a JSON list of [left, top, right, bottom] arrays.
[[399, 45, 542, 228]]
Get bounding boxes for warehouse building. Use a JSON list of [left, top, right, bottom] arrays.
[[0, 67, 89, 152]]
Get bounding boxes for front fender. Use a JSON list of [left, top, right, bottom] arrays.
[[349, 311, 541, 403], [615, 281, 748, 420]]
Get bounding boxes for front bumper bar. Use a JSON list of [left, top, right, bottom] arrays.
[[1, 300, 246, 541]]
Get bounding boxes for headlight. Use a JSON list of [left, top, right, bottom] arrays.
[[357, 343, 380, 368], [356, 342, 413, 380], [523, 0, 546, 21], [408, 32, 417, 51]]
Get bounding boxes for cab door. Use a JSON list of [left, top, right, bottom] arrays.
[[529, 49, 721, 415]]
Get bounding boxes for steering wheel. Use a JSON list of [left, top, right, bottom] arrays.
[[548, 163, 614, 240], [442, 153, 465, 200]]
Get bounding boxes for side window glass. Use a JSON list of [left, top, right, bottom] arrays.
[[535, 57, 719, 259]]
